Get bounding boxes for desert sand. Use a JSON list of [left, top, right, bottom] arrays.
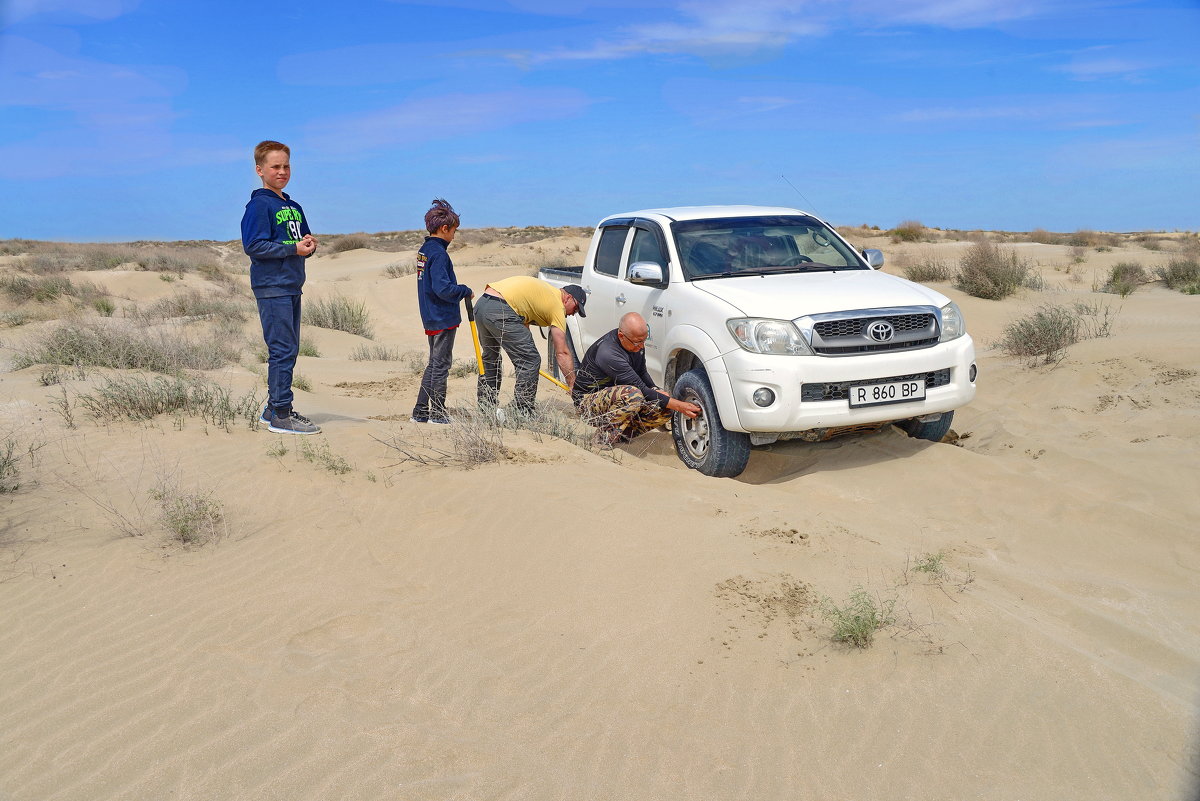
[[1, 229, 1198, 800]]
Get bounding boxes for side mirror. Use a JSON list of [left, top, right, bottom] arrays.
[[628, 261, 665, 286], [862, 249, 884, 270]]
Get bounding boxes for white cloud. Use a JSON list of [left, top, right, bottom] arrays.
[[305, 89, 595, 154]]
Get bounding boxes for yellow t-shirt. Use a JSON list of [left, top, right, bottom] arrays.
[[490, 276, 567, 330]]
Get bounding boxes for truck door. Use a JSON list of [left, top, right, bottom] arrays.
[[585, 222, 632, 351], [620, 222, 671, 383]]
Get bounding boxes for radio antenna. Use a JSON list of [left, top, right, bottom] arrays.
[[780, 174, 820, 216]]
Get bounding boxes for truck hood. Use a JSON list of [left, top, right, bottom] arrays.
[[691, 270, 949, 319]]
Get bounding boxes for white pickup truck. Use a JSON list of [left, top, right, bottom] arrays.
[[539, 206, 977, 478]]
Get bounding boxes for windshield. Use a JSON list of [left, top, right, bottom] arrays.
[[673, 215, 867, 280]]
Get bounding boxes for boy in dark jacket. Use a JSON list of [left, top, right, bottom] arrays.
[[240, 140, 321, 435], [412, 199, 473, 424]]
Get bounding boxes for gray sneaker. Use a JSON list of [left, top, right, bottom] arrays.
[[266, 410, 321, 435]]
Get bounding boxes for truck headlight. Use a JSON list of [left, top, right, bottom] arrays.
[[727, 318, 812, 355], [938, 302, 965, 342]]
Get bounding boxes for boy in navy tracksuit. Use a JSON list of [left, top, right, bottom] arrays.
[[240, 140, 321, 435], [412, 199, 472, 423]]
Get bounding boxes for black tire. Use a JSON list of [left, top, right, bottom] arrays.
[[671, 368, 751, 478], [897, 410, 954, 442]]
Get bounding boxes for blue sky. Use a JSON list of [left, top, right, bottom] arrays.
[[1, 0, 1196, 241]]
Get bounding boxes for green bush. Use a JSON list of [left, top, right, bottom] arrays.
[[138, 289, 250, 322], [1155, 257, 1200, 294], [820, 589, 896, 648], [1101, 261, 1147, 297], [954, 240, 1030, 300], [349, 344, 405, 361], [149, 480, 224, 545]]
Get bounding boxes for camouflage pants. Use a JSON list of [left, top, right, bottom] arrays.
[[577, 385, 672, 440]]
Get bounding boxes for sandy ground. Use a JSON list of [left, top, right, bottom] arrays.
[[1, 231, 1198, 800]]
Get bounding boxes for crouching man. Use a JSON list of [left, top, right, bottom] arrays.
[[572, 312, 701, 447]]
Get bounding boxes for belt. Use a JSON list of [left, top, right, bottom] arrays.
[[479, 294, 508, 306]]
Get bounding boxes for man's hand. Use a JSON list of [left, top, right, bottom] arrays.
[[667, 397, 702, 418]]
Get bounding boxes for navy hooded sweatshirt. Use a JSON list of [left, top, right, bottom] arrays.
[[241, 188, 312, 299], [415, 236, 471, 332]]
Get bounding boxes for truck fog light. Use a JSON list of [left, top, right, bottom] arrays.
[[752, 388, 775, 407], [969, 363, 977, 382]]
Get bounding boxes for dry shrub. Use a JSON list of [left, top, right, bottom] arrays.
[[384, 261, 417, 278], [1027, 228, 1060, 245], [1068, 229, 1119, 249], [888, 220, 926, 243], [330, 233, 372, 253], [954, 240, 1030, 300], [998, 301, 1116, 366], [149, 478, 224, 545], [902, 250, 952, 282]]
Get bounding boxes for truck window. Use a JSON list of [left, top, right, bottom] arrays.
[[594, 226, 628, 277], [628, 228, 667, 275]]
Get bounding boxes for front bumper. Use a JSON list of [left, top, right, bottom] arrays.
[[715, 335, 976, 434]]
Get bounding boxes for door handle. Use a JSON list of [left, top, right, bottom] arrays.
[[616, 294, 627, 305]]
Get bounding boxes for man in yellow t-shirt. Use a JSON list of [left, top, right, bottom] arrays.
[[474, 276, 587, 415]]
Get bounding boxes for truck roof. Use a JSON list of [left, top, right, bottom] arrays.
[[600, 205, 815, 224]]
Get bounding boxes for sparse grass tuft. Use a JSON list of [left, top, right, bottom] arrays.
[[997, 301, 1116, 366], [298, 339, 321, 357], [149, 479, 224, 545], [349, 343, 406, 361], [292, 374, 312, 392], [73, 374, 263, 429], [299, 439, 351, 474], [13, 320, 240, 372], [1100, 261, 1148, 297], [954, 240, 1030, 300], [820, 588, 896, 648], [1, 437, 21, 493], [450, 358, 478, 378], [302, 295, 374, 338], [912, 551, 948, 580], [1155, 257, 1200, 294], [138, 289, 250, 323], [383, 261, 417, 278]]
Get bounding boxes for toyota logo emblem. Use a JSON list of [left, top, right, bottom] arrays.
[[866, 320, 894, 342]]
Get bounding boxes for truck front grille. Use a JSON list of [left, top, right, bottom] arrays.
[[810, 312, 938, 356]]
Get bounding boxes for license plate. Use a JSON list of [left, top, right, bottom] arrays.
[[848, 379, 925, 408]]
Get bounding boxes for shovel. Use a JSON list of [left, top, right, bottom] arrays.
[[464, 296, 484, 376]]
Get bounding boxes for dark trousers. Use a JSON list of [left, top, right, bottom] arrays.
[[474, 296, 541, 414], [256, 294, 301, 414], [413, 328, 457, 418]]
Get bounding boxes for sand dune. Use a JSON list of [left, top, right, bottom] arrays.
[[1, 231, 1197, 800]]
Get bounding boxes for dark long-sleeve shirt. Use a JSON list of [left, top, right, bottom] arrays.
[[415, 236, 471, 331], [571, 329, 668, 409]]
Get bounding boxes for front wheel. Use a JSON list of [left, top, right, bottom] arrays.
[[671, 369, 751, 478], [897, 410, 954, 442]]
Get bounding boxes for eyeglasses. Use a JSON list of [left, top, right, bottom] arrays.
[[618, 331, 648, 346]]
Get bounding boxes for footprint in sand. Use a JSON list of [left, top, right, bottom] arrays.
[[283, 614, 379, 672]]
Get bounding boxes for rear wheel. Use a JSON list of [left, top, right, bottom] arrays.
[[897, 410, 954, 442], [672, 368, 751, 478]]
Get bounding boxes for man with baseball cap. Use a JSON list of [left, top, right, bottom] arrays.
[[474, 276, 587, 416]]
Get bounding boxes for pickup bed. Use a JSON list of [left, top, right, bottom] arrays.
[[540, 205, 977, 477]]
